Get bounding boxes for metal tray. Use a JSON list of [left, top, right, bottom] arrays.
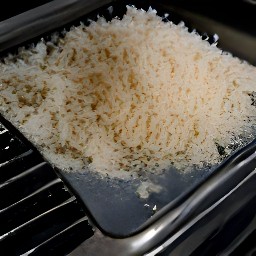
[[0, 0, 256, 254]]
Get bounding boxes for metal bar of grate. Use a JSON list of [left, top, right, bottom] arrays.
[[0, 180, 70, 236], [0, 150, 42, 183], [0, 163, 59, 209], [0, 117, 94, 255], [24, 216, 94, 256], [0, 123, 29, 164]]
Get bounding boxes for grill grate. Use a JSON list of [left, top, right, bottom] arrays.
[[0, 118, 94, 255]]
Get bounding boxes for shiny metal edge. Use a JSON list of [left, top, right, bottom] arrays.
[[0, 0, 113, 53]]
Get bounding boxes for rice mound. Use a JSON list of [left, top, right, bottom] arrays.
[[0, 6, 256, 177]]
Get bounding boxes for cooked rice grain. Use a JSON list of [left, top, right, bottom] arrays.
[[0, 7, 256, 177]]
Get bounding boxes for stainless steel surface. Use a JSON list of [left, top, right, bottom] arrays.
[[0, 0, 112, 53]]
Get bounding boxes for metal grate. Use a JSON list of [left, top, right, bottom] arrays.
[[0, 119, 94, 256]]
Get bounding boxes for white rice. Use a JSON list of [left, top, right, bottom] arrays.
[[0, 6, 255, 178]]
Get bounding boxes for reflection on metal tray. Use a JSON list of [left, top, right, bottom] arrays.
[[0, 0, 256, 255]]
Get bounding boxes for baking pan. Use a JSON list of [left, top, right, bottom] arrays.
[[0, 0, 256, 255]]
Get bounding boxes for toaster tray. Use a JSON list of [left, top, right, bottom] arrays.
[[0, 0, 256, 254]]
